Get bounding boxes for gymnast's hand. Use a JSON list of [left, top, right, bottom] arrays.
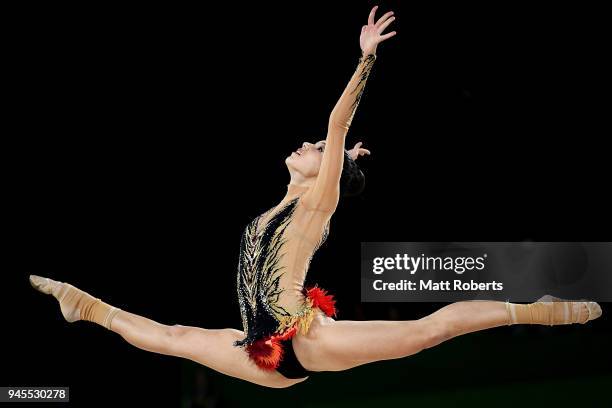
[[360, 5, 397, 57], [348, 142, 371, 161]]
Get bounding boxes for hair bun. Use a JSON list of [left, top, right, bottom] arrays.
[[340, 151, 366, 198]]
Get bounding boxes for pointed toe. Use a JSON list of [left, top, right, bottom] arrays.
[[29, 275, 52, 294], [589, 302, 602, 320], [29, 274, 43, 288]]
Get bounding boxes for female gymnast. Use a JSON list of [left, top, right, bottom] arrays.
[[30, 6, 602, 389]]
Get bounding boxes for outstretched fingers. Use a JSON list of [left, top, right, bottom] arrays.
[[368, 5, 378, 26], [377, 15, 396, 34], [348, 141, 371, 160], [380, 30, 397, 41], [376, 11, 394, 29]]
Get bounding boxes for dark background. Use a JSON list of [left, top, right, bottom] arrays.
[[5, 1, 611, 406]]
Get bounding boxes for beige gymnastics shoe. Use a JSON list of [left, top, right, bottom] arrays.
[[505, 295, 602, 326]]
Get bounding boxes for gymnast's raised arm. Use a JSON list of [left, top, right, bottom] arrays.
[[301, 5, 396, 212]]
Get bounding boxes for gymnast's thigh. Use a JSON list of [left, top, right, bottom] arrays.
[[171, 325, 307, 388], [292, 312, 435, 372]]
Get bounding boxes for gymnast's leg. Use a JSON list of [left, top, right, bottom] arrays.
[[302, 298, 602, 372], [29, 275, 304, 389]]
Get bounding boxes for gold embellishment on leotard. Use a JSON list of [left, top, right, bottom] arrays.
[[263, 202, 299, 321], [276, 296, 317, 335], [235, 198, 301, 346], [313, 220, 330, 252], [346, 54, 376, 128], [235, 169, 332, 347]]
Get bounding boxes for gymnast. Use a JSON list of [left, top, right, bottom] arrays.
[[30, 6, 601, 389]]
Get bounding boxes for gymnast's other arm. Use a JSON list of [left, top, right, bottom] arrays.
[[301, 5, 396, 213]]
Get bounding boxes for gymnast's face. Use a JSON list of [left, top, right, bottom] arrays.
[[285, 140, 326, 177]]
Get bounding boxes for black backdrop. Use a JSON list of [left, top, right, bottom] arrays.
[[5, 1, 611, 407]]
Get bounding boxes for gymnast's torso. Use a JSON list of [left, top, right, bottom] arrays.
[[233, 183, 332, 347], [232, 53, 377, 352]]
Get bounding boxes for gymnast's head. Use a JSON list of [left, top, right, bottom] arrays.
[[285, 140, 369, 198]]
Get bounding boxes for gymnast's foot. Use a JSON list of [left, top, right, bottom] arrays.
[[506, 295, 602, 326], [29, 275, 121, 329]]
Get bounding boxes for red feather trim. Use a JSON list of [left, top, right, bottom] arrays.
[[306, 285, 338, 318], [244, 285, 338, 370], [271, 325, 298, 342], [245, 336, 283, 370], [244, 325, 298, 370]]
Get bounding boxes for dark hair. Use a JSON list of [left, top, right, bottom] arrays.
[[340, 150, 366, 198]]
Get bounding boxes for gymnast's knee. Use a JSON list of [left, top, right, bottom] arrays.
[[420, 317, 452, 350], [166, 324, 192, 338]]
